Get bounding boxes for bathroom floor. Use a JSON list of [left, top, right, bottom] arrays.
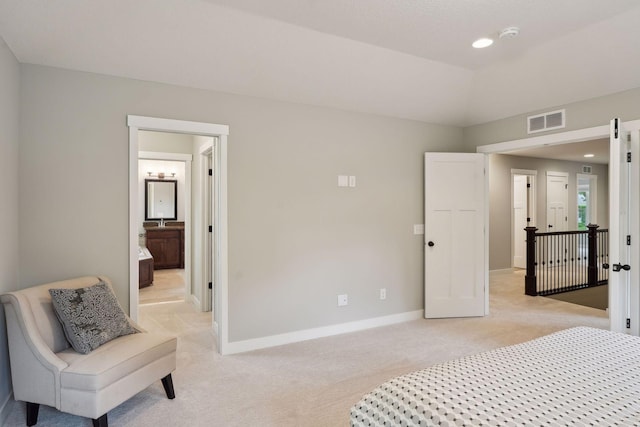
[[139, 268, 185, 305]]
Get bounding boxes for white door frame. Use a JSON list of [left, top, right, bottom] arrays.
[[477, 119, 640, 333], [511, 169, 537, 268], [128, 115, 230, 354], [199, 143, 214, 314]]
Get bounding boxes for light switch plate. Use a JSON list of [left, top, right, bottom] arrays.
[[337, 294, 348, 307], [348, 176, 356, 187], [338, 175, 349, 187], [413, 224, 425, 235]]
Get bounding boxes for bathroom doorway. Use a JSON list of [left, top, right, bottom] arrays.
[[128, 115, 230, 354], [138, 147, 191, 306]]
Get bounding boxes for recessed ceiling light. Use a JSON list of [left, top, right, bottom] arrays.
[[584, 153, 595, 158], [472, 38, 494, 49]]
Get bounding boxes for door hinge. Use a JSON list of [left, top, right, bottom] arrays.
[[615, 119, 619, 138], [526, 183, 531, 188], [208, 282, 213, 290], [627, 318, 631, 329], [209, 168, 213, 176], [526, 217, 531, 223], [627, 152, 632, 163], [628, 235, 631, 246], [209, 225, 213, 233]]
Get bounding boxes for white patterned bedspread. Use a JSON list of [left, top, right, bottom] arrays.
[[350, 327, 640, 426]]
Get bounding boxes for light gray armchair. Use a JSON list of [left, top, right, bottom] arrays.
[[1, 276, 177, 427]]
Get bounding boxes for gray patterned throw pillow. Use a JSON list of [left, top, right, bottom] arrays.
[[49, 281, 137, 354]]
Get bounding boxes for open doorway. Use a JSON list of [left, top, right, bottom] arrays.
[[138, 142, 192, 307], [128, 115, 230, 354], [577, 173, 598, 229], [479, 119, 640, 334], [481, 126, 611, 316]]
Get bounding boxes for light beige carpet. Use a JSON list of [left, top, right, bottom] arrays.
[[3, 269, 608, 426]]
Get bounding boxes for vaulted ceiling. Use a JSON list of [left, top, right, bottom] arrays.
[[1, 0, 639, 126]]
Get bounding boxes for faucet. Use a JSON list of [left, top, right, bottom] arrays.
[[159, 218, 165, 227]]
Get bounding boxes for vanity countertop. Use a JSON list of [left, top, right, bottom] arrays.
[[143, 220, 185, 230], [144, 225, 184, 230]]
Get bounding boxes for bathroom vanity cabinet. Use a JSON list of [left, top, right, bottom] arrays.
[[145, 225, 184, 269]]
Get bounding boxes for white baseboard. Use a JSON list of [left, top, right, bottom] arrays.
[[190, 294, 201, 311], [0, 391, 14, 426], [213, 320, 219, 336], [490, 268, 519, 274], [224, 310, 424, 355]]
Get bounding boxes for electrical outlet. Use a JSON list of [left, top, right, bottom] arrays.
[[337, 294, 348, 307], [380, 288, 386, 300]]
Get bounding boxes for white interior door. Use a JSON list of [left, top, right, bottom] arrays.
[[609, 118, 639, 334], [424, 153, 487, 318], [546, 172, 568, 232], [513, 175, 528, 268]]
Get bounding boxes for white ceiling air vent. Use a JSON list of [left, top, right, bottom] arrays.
[[527, 109, 565, 134]]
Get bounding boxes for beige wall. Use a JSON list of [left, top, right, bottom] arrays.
[[463, 87, 640, 148], [18, 64, 465, 343], [0, 38, 20, 422], [489, 154, 608, 270]]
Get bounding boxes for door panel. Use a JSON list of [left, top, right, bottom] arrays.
[[546, 172, 568, 232], [424, 153, 486, 318], [609, 118, 639, 334], [513, 175, 527, 268]]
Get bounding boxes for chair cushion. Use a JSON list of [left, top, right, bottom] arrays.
[[49, 281, 137, 354], [4, 276, 112, 354], [57, 331, 177, 391]]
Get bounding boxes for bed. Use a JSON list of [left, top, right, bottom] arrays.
[[350, 327, 640, 426]]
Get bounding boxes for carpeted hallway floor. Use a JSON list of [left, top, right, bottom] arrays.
[[545, 284, 608, 310], [3, 269, 608, 426]]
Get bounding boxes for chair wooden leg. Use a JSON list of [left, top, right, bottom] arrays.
[[92, 413, 108, 427], [26, 402, 39, 426], [161, 374, 176, 399]]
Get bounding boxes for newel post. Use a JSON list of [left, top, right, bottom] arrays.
[[525, 226, 538, 296], [587, 224, 599, 287]]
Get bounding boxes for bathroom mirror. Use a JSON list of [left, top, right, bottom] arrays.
[[145, 179, 178, 221]]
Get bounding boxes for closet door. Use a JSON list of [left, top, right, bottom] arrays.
[[424, 153, 487, 319]]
